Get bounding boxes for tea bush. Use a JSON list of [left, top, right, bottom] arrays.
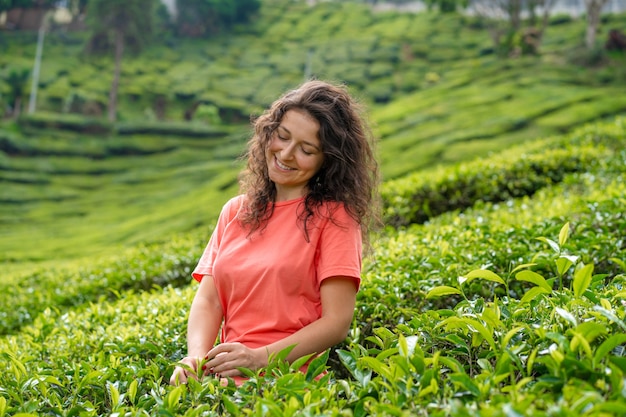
[[3, 2, 626, 175], [0, 117, 624, 415], [381, 118, 625, 227]]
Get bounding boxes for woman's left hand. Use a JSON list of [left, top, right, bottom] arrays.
[[204, 342, 267, 378]]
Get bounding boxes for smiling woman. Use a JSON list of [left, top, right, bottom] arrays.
[[170, 79, 381, 386], [266, 109, 325, 201]]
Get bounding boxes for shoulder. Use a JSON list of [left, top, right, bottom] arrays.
[[221, 195, 246, 220], [317, 200, 358, 227]]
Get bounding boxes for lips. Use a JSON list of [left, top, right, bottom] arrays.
[[275, 156, 295, 171]]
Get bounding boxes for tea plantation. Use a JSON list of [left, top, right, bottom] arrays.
[[1, 0, 626, 415], [1, 116, 625, 416]]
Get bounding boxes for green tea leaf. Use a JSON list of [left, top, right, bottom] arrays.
[[609, 257, 626, 272], [613, 291, 626, 299], [510, 263, 537, 274], [593, 305, 626, 331], [426, 286, 462, 298], [305, 349, 329, 381], [438, 317, 496, 351], [501, 326, 526, 349], [519, 286, 551, 304], [221, 394, 239, 415], [464, 269, 505, 286], [291, 353, 316, 372], [555, 307, 577, 327], [42, 375, 63, 387], [448, 373, 481, 397], [536, 237, 560, 253], [569, 331, 592, 359], [593, 333, 626, 367], [165, 385, 185, 410], [573, 263, 594, 297], [127, 379, 138, 404], [555, 257, 574, 276], [337, 349, 371, 387], [398, 334, 418, 357], [410, 344, 425, 374], [609, 356, 626, 373], [589, 401, 626, 415], [575, 321, 608, 343], [360, 356, 393, 380], [527, 347, 539, 375], [516, 270, 552, 292], [269, 345, 296, 364], [107, 382, 120, 408], [558, 222, 570, 246]]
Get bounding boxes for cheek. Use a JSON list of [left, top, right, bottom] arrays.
[[305, 156, 324, 173], [266, 137, 280, 154]]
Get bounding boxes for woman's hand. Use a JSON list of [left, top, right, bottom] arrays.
[[169, 356, 207, 385], [205, 342, 267, 378]]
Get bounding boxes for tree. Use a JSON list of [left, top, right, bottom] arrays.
[[2, 66, 30, 118], [85, 0, 155, 122], [468, 0, 558, 56], [424, 0, 469, 13], [0, 0, 55, 13], [175, 0, 260, 38], [585, 0, 609, 49]]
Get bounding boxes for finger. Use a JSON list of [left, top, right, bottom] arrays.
[[215, 366, 242, 378], [205, 351, 230, 370], [206, 344, 234, 359], [170, 368, 187, 386]]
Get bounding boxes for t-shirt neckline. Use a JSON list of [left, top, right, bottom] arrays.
[[273, 196, 305, 207]]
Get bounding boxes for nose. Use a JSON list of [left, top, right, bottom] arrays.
[[280, 142, 297, 160]]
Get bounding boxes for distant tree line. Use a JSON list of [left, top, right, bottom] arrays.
[[1, 0, 261, 121], [425, 0, 614, 53], [1, 0, 622, 121], [0, 0, 261, 37]]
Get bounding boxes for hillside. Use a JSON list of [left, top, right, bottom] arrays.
[[0, 116, 624, 415], [2, 1, 625, 270], [1, 1, 626, 414]]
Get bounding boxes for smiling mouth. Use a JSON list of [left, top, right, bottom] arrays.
[[275, 156, 295, 171]]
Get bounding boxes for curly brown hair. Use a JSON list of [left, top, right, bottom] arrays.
[[238, 80, 381, 251]]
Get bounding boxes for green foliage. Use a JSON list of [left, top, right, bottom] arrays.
[[424, 0, 469, 13], [380, 118, 624, 227], [175, 0, 261, 37], [0, 0, 56, 12], [1, 65, 30, 116], [1, 114, 625, 413], [85, 0, 156, 55], [1, 2, 626, 414], [1, 4, 624, 174], [17, 112, 113, 134]]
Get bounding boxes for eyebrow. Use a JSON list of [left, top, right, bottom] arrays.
[[278, 125, 321, 151]]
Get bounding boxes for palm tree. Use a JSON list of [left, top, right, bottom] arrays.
[[85, 0, 155, 122]]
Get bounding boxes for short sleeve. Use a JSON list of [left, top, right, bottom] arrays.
[[192, 196, 243, 282], [316, 205, 362, 291]]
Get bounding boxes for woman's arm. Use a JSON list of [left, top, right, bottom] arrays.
[[169, 275, 223, 385], [204, 276, 357, 378]]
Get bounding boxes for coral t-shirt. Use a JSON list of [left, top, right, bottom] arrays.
[[192, 195, 362, 349]]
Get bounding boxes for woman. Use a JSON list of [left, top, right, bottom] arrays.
[[170, 80, 379, 386]]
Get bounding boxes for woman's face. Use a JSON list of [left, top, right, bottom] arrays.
[[266, 109, 324, 201]]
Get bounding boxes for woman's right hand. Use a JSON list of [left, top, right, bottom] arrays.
[[169, 356, 206, 386]]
